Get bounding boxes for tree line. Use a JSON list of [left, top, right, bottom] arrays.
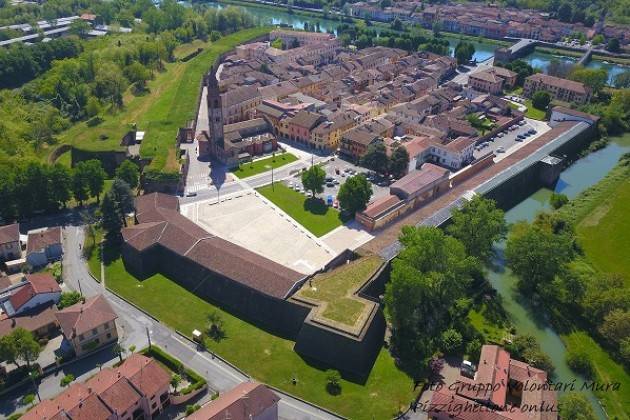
[[0, 159, 109, 221]]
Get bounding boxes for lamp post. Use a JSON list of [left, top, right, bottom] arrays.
[[265, 165, 274, 191], [29, 371, 41, 402]]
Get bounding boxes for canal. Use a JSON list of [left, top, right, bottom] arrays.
[[200, 3, 629, 414], [487, 133, 630, 418]]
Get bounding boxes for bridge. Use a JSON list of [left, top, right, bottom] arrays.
[[576, 46, 594, 66]]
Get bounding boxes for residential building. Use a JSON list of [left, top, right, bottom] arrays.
[[430, 136, 476, 170], [549, 106, 600, 127], [270, 29, 339, 47], [56, 294, 118, 356], [340, 117, 395, 161], [427, 345, 557, 419], [26, 226, 62, 267], [188, 382, 279, 420], [280, 110, 326, 146], [523, 73, 592, 104], [310, 110, 360, 151], [0, 305, 59, 338], [389, 163, 451, 202], [220, 85, 262, 125], [468, 67, 517, 94], [0, 223, 20, 262], [2, 273, 61, 317], [22, 353, 171, 420]]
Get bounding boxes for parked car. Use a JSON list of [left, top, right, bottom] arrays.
[[326, 182, 334, 187], [327, 195, 334, 206], [496, 146, 505, 153], [186, 192, 197, 197]]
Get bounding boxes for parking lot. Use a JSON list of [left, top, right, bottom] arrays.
[[473, 118, 551, 160], [283, 156, 392, 205]]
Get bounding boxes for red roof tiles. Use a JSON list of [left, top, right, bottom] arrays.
[[188, 382, 279, 420], [56, 294, 117, 338], [0, 223, 19, 245]]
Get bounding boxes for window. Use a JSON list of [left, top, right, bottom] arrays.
[[92, 328, 98, 336], [79, 334, 84, 341], [106, 333, 112, 339]]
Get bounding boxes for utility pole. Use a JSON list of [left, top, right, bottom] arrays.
[[146, 327, 152, 349]]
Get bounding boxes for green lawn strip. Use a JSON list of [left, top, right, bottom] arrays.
[[231, 153, 299, 178], [256, 183, 342, 237], [104, 256, 415, 419], [524, 99, 547, 120], [577, 180, 630, 283], [562, 331, 630, 419], [467, 307, 509, 344], [298, 256, 383, 326], [85, 228, 104, 282]]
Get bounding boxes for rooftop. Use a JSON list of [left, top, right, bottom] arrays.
[[55, 294, 118, 338], [187, 382, 279, 420], [390, 163, 450, 197], [26, 227, 61, 255], [0, 223, 19, 245]]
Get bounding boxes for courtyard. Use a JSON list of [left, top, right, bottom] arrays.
[[180, 190, 336, 274]]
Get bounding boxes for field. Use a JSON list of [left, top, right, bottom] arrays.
[[297, 256, 383, 327], [562, 332, 630, 419], [231, 153, 299, 178], [53, 27, 272, 174], [103, 249, 416, 419], [256, 183, 343, 237]]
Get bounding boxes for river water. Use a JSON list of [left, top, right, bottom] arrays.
[[198, 3, 630, 414]]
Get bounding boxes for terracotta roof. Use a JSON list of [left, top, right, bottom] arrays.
[[116, 353, 171, 398], [526, 73, 589, 95], [188, 382, 279, 420], [135, 193, 179, 220], [288, 110, 324, 129], [66, 393, 113, 420], [21, 383, 92, 420], [362, 195, 402, 219], [123, 195, 304, 299], [221, 85, 260, 108], [9, 273, 60, 312], [95, 377, 142, 415], [56, 294, 117, 338], [390, 163, 450, 197], [0, 223, 19, 245], [26, 227, 61, 255], [0, 304, 58, 336]]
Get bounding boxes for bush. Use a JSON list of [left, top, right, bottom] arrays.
[[549, 193, 569, 209], [60, 373, 75, 387], [325, 369, 342, 395], [532, 91, 551, 110], [566, 348, 594, 378], [465, 338, 482, 361], [185, 404, 201, 415]]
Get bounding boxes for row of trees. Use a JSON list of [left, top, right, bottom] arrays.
[[505, 208, 630, 366], [100, 161, 140, 241], [360, 142, 410, 178], [0, 159, 107, 221]]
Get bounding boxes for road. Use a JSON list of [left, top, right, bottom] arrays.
[[40, 225, 340, 420]]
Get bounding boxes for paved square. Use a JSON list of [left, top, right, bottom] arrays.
[[180, 192, 337, 275]]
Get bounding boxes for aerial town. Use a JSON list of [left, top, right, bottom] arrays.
[[1, 0, 630, 419]]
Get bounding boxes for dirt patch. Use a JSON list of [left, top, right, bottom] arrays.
[[580, 202, 611, 228]]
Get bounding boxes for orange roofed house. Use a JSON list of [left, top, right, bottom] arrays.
[[428, 345, 557, 419], [188, 382, 279, 420], [22, 353, 171, 420], [55, 294, 118, 356]]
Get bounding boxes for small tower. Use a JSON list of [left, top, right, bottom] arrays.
[[206, 71, 224, 152]]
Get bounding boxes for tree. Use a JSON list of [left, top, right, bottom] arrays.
[[301, 165, 326, 198], [440, 328, 463, 354], [557, 2, 573, 22], [465, 338, 482, 361], [115, 160, 140, 189], [109, 178, 135, 218], [569, 67, 608, 95], [22, 394, 36, 407], [599, 309, 630, 346], [506, 334, 555, 377], [389, 146, 409, 178], [325, 369, 341, 395], [505, 220, 574, 295], [48, 164, 72, 209], [337, 175, 373, 216], [207, 310, 225, 340], [84, 160, 107, 203], [170, 374, 182, 392], [100, 192, 123, 241], [124, 62, 151, 92], [361, 142, 389, 174], [592, 34, 605, 45], [559, 392, 597, 420], [447, 196, 506, 264], [566, 347, 594, 378], [454, 41, 475, 65], [271, 38, 283, 49], [72, 162, 91, 206], [0, 334, 19, 367], [531, 91, 551, 110], [12, 328, 40, 367], [69, 19, 91, 38], [58, 291, 82, 309], [384, 227, 476, 363], [607, 38, 620, 53], [391, 18, 403, 31], [112, 343, 125, 363]]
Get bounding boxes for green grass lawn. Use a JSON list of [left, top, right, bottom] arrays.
[[562, 331, 630, 419], [104, 252, 415, 419], [85, 228, 103, 282], [524, 99, 547, 120], [53, 27, 272, 174], [577, 179, 630, 284], [231, 153, 298, 178], [468, 302, 510, 345], [256, 183, 343, 237], [297, 256, 383, 327]]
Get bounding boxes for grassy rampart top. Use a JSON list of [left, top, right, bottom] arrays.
[[55, 27, 271, 174]]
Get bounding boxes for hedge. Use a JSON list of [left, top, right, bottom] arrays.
[[140, 346, 206, 394]]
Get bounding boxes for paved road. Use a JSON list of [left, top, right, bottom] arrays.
[[58, 225, 338, 420]]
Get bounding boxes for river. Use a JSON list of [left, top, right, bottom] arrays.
[[488, 134, 630, 418], [201, 1, 628, 83]]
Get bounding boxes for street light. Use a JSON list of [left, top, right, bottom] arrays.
[[265, 165, 274, 191], [29, 371, 41, 402]]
